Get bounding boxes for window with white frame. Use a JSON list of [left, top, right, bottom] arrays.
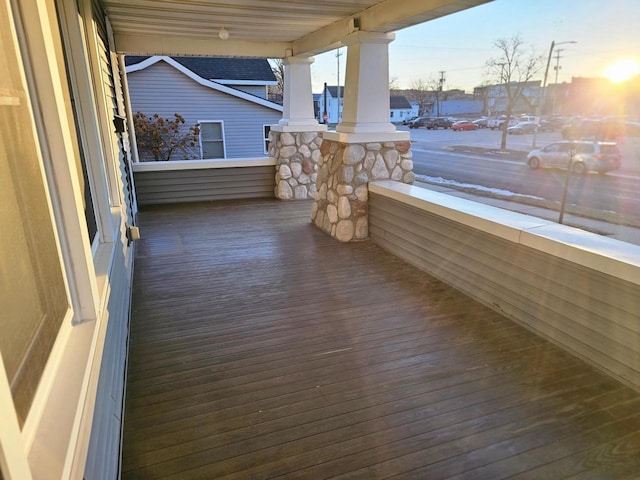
[[1, 0, 69, 427], [263, 124, 271, 154], [199, 121, 226, 159]]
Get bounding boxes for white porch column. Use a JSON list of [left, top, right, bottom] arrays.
[[324, 31, 408, 143], [273, 56, 327, 133]]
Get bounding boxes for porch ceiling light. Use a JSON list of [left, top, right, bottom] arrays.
[[218, 27, 229, 40]]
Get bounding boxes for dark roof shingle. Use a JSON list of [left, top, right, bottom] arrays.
[[390, 95, 412, 109]]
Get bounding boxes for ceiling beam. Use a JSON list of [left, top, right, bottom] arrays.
[[113, 34, 291, 58]]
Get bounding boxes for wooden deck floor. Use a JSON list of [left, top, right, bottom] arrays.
[[122, 199, 640, 479]]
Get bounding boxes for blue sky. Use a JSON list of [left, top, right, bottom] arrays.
[[310, 0, 640, 93]]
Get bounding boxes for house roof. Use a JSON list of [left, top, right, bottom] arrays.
[[323, 88, 412, 109], [324, 86, 342, 97], [125, 56, 276, 83], [125, 56, 283, 112], [390, 95, 411, 109]]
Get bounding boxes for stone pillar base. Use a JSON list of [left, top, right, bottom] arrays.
[[269, 130, 322, 200], [311, 138, 414, 242]]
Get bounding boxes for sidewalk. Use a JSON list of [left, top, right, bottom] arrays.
[[415, 179, 640, 247]]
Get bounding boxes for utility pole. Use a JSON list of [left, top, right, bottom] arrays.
[[532, 40, 576, 148], [437, 71, 446, 116], [336, 48, 343, 123], [323, 82, 328, 123], [552, 49, 564, 115]]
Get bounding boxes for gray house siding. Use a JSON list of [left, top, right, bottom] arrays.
[[133, 166, 276, 205], [127, 62, 281, 159], [229, 84, 267, 98], [369, 191, 640, 390]]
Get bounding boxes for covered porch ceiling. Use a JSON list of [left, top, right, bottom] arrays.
[[105, 0, 492, 58]]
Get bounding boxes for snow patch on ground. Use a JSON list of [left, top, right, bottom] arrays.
[[415, 174, 545, 201]]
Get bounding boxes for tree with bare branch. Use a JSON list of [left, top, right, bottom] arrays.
[[268, 59, 285, 104], [407, 78, 434, 116], [485, 35, 542, 149]]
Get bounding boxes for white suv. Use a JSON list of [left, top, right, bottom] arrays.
[[527, 141, 621, 174]]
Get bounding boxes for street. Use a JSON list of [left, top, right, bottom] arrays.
[[402, 126, 640, 222]]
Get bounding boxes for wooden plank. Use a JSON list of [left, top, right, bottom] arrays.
[[121, 199, 640, 479]]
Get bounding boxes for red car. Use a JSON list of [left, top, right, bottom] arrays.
[[451, 120, 478, 131]]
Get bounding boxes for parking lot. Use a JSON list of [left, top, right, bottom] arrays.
[[398, 125, 640, 173]]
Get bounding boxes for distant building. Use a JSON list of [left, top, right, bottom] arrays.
[[317, 86, 414, 124], [390, 95, 415, 123], [317, 85, 343, 123], [427, 99, 483, 116], [474, 81, 541, 116]]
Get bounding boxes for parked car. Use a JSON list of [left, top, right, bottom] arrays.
[[472, 118, 488, 128], [403, 116, 419, 125], [425, 117, 452, 129], [507, 121, 537, 134], [451, 120, 478, 131], [526, 141, 621, 175], [487, 115, 517, 130], [408, 116, 429, 128]]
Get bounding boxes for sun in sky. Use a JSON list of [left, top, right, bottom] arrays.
[[603, 59, 640, 83]]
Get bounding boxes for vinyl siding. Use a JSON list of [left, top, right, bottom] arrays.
[[369, 191, 640, 390], [228, 84, 267, 98], [84, 5, 134, 479], [84, 237, 132, 480], [127, 62, 281, 159], [134, 166, 276, 205]]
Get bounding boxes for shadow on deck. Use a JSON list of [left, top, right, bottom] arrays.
[[122, 199, 640, 479]]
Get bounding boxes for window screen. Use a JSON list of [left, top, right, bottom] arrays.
[[200, 121, 225, 159]]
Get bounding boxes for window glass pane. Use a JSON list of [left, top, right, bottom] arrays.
[[264, 125, 271, 153], [201, 122, 222, 140], [202, 140, 224, 158], [1, 4, 68, 426]]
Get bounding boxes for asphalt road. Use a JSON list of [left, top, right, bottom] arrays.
[[403, 126, 640, 222]]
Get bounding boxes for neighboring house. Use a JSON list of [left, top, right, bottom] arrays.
[[125, 56, 283, 159], [317, 86, 414, 124], [389, 95, 413, 123], [317, 85, 344, 123]]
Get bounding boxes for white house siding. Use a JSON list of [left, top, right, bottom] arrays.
[[83, 239, 132, 480], [127, 62, 282, 159]]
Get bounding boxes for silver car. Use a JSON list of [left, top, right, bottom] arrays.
[[527, 141, 621, 174]]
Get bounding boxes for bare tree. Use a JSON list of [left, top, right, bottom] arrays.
[[389, 75, 400, 95], [409, 78, 433, 115], [486, 35, 542, 149], [268, 59, 285, 104]]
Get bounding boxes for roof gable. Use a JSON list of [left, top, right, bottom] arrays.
[[125, 56, 282, 112], [125, 56, 276, 84], [390, 95, 411, 109]]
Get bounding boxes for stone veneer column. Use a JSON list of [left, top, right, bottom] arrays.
[[311, 139, 414, 242], [310, 31, 413, 242], [269, 130, 322, 200], [271, 55, 327, 200]]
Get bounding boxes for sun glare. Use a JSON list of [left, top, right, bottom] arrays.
[[604, 59, 640, 83]]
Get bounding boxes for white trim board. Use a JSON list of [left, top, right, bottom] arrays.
[[369, 180, 640, 286]]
